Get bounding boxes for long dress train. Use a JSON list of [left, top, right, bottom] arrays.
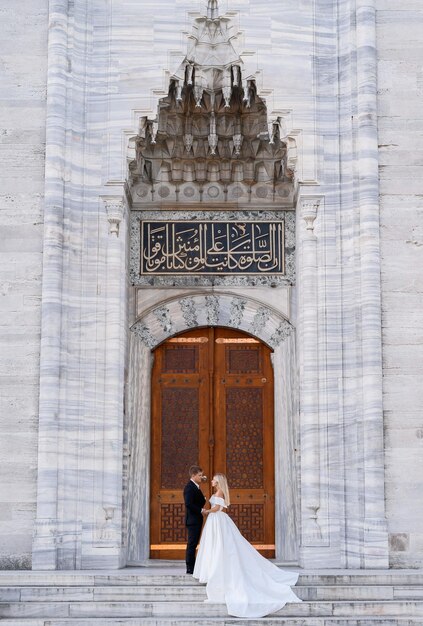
[[193, 495, 301, 618]]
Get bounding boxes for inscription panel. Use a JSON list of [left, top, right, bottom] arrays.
[[141, 221, 285, 275], [131, 210, 295, 287]]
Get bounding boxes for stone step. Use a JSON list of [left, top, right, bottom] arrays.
[[1, 599, 423, 619], [2, 570, 423, 625], [1, 618, 423, 626], [2, 584, 423, 602], [1, 570, 423, 587]]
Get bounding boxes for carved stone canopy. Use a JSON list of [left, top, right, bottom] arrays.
[[128, 1, 296, 208]]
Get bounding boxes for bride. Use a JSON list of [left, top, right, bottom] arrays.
[[193, 473, 301, 618]]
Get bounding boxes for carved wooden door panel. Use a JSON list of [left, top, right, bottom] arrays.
[[150, 327, 275, 559], [150, 329, 211, 560], [214, 328, 275, 558]]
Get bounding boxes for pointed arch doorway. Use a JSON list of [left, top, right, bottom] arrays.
[[150, 327, 275, 559]]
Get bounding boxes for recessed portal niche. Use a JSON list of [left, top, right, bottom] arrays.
[[125, 0, 299, 566]]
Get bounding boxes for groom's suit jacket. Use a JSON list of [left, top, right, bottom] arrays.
[[184, 480, 206, 527]]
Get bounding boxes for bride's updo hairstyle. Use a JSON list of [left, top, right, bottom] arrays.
[[214, 473, 231, 506]]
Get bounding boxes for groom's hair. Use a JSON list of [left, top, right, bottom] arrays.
[[189, 465, 202, 476]]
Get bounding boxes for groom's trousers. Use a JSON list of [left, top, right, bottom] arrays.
[[186, 523, 202, 573]]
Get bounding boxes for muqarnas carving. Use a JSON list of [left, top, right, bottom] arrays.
[[128, 1, 296, 207]]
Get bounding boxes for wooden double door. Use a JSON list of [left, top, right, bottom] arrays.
[[150, 327, 275, 559]]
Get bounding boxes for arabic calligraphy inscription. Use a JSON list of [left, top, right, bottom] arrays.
[[141, 221, 285, 276]]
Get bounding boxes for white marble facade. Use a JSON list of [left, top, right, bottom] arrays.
[[1, 0, 422, 571]]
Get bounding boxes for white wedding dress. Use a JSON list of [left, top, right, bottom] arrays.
[[193, 495, 301, 618]]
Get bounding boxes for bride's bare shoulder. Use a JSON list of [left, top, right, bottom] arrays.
[[215, 489, 224, 498]]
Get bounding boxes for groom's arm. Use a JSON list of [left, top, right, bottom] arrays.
[[184, 485, 203, 516]]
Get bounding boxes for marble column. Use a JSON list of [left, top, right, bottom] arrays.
[[355, 0, 388, 567], [126, 336, 153, 564], [89, 197, 127, 561], [32, 0, 70, 570], [298, 197, 324, 562], [273, 332, 299, 563]]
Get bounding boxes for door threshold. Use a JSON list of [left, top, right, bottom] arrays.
[[127, 559, 300, 568], [127, 560, 185, 568]]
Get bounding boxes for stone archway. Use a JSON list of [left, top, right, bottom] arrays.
[[130, 293, 293, 351], [125, 293, 299, 565]]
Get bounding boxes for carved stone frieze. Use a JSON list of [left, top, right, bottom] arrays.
[[132, 322, 156, 349], [269, 322, 294, 347], [153, 305, 174, 335], [179, 297, 199, 328], [205, 295, 220, 325], [249, 306, 272, 337], [130, 292, 294, 351], [229, 297, 247, 328]]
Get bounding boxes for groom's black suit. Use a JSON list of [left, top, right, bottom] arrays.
[[183, 480, 206, 574]]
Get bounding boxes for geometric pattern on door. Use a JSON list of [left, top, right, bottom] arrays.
[[228, 504, 265, 543], [226, 387, 264, 489]]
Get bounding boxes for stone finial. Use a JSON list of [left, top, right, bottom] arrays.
[[233, 133, 243, 155], [184, 133, 193, 153], [208, 112, 218, 155], [103, 198, 125, 237], [222, 69, 232, 107], [207, 0, 219, 19]]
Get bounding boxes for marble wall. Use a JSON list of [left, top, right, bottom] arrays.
[[2, 0, 421, 570], [0, 0, 48, 567], [377, 0, 423, 568], [30, 0, 327, 570]]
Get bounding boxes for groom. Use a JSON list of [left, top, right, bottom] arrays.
[[183, 465, 206, 574]]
